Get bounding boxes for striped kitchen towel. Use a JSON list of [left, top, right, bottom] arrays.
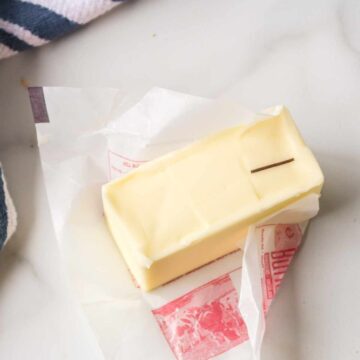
[[0, 0, 123, 60], [0, 165, 17, 249]]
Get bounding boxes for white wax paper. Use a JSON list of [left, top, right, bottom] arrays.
[[31, 87, 319, 360]]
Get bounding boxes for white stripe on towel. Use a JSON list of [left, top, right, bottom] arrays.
[[0, 44, 17, 59], [3, 177, 17, 246], [22, 0, 119, 24], [0, 19, 48, 47]]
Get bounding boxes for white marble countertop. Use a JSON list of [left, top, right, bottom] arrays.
[[1, 0, 360, 359]]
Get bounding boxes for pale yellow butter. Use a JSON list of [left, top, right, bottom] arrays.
[[102, 107, 324, 291]]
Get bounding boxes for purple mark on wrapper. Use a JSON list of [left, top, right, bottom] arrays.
[[28, 87, 49, 123]]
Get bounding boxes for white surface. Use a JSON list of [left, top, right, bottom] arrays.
[[0, 0, 359, 359], [0, 146, 104, 360]]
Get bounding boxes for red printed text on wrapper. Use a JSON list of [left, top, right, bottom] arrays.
[[152, 274, 248, 360], [107, 150, 147, 180], [261, 224, 302, 313]]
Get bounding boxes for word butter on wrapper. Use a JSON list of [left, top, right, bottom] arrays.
[[102, 107, 324, 291]]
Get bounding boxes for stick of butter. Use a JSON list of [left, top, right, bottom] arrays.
[[102, 107, 324, 291]]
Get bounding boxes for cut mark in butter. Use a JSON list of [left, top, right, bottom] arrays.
[[251, 158, 294, 174]]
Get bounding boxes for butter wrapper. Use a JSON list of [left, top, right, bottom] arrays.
[[30, 87, 320, 360]]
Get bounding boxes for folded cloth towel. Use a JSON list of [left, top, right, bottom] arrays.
[[0, 165, 17, 249], [0, 0, 123, 60]]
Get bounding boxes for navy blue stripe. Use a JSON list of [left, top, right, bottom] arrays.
[[0, 28, 32, 52], [0, 168, 8, 249], [0, 0, 79, 41]]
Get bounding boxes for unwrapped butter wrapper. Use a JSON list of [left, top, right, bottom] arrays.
[[30, 87, 322, 360]]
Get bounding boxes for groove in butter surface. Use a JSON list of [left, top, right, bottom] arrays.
[[102, 107, 324, 291]]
